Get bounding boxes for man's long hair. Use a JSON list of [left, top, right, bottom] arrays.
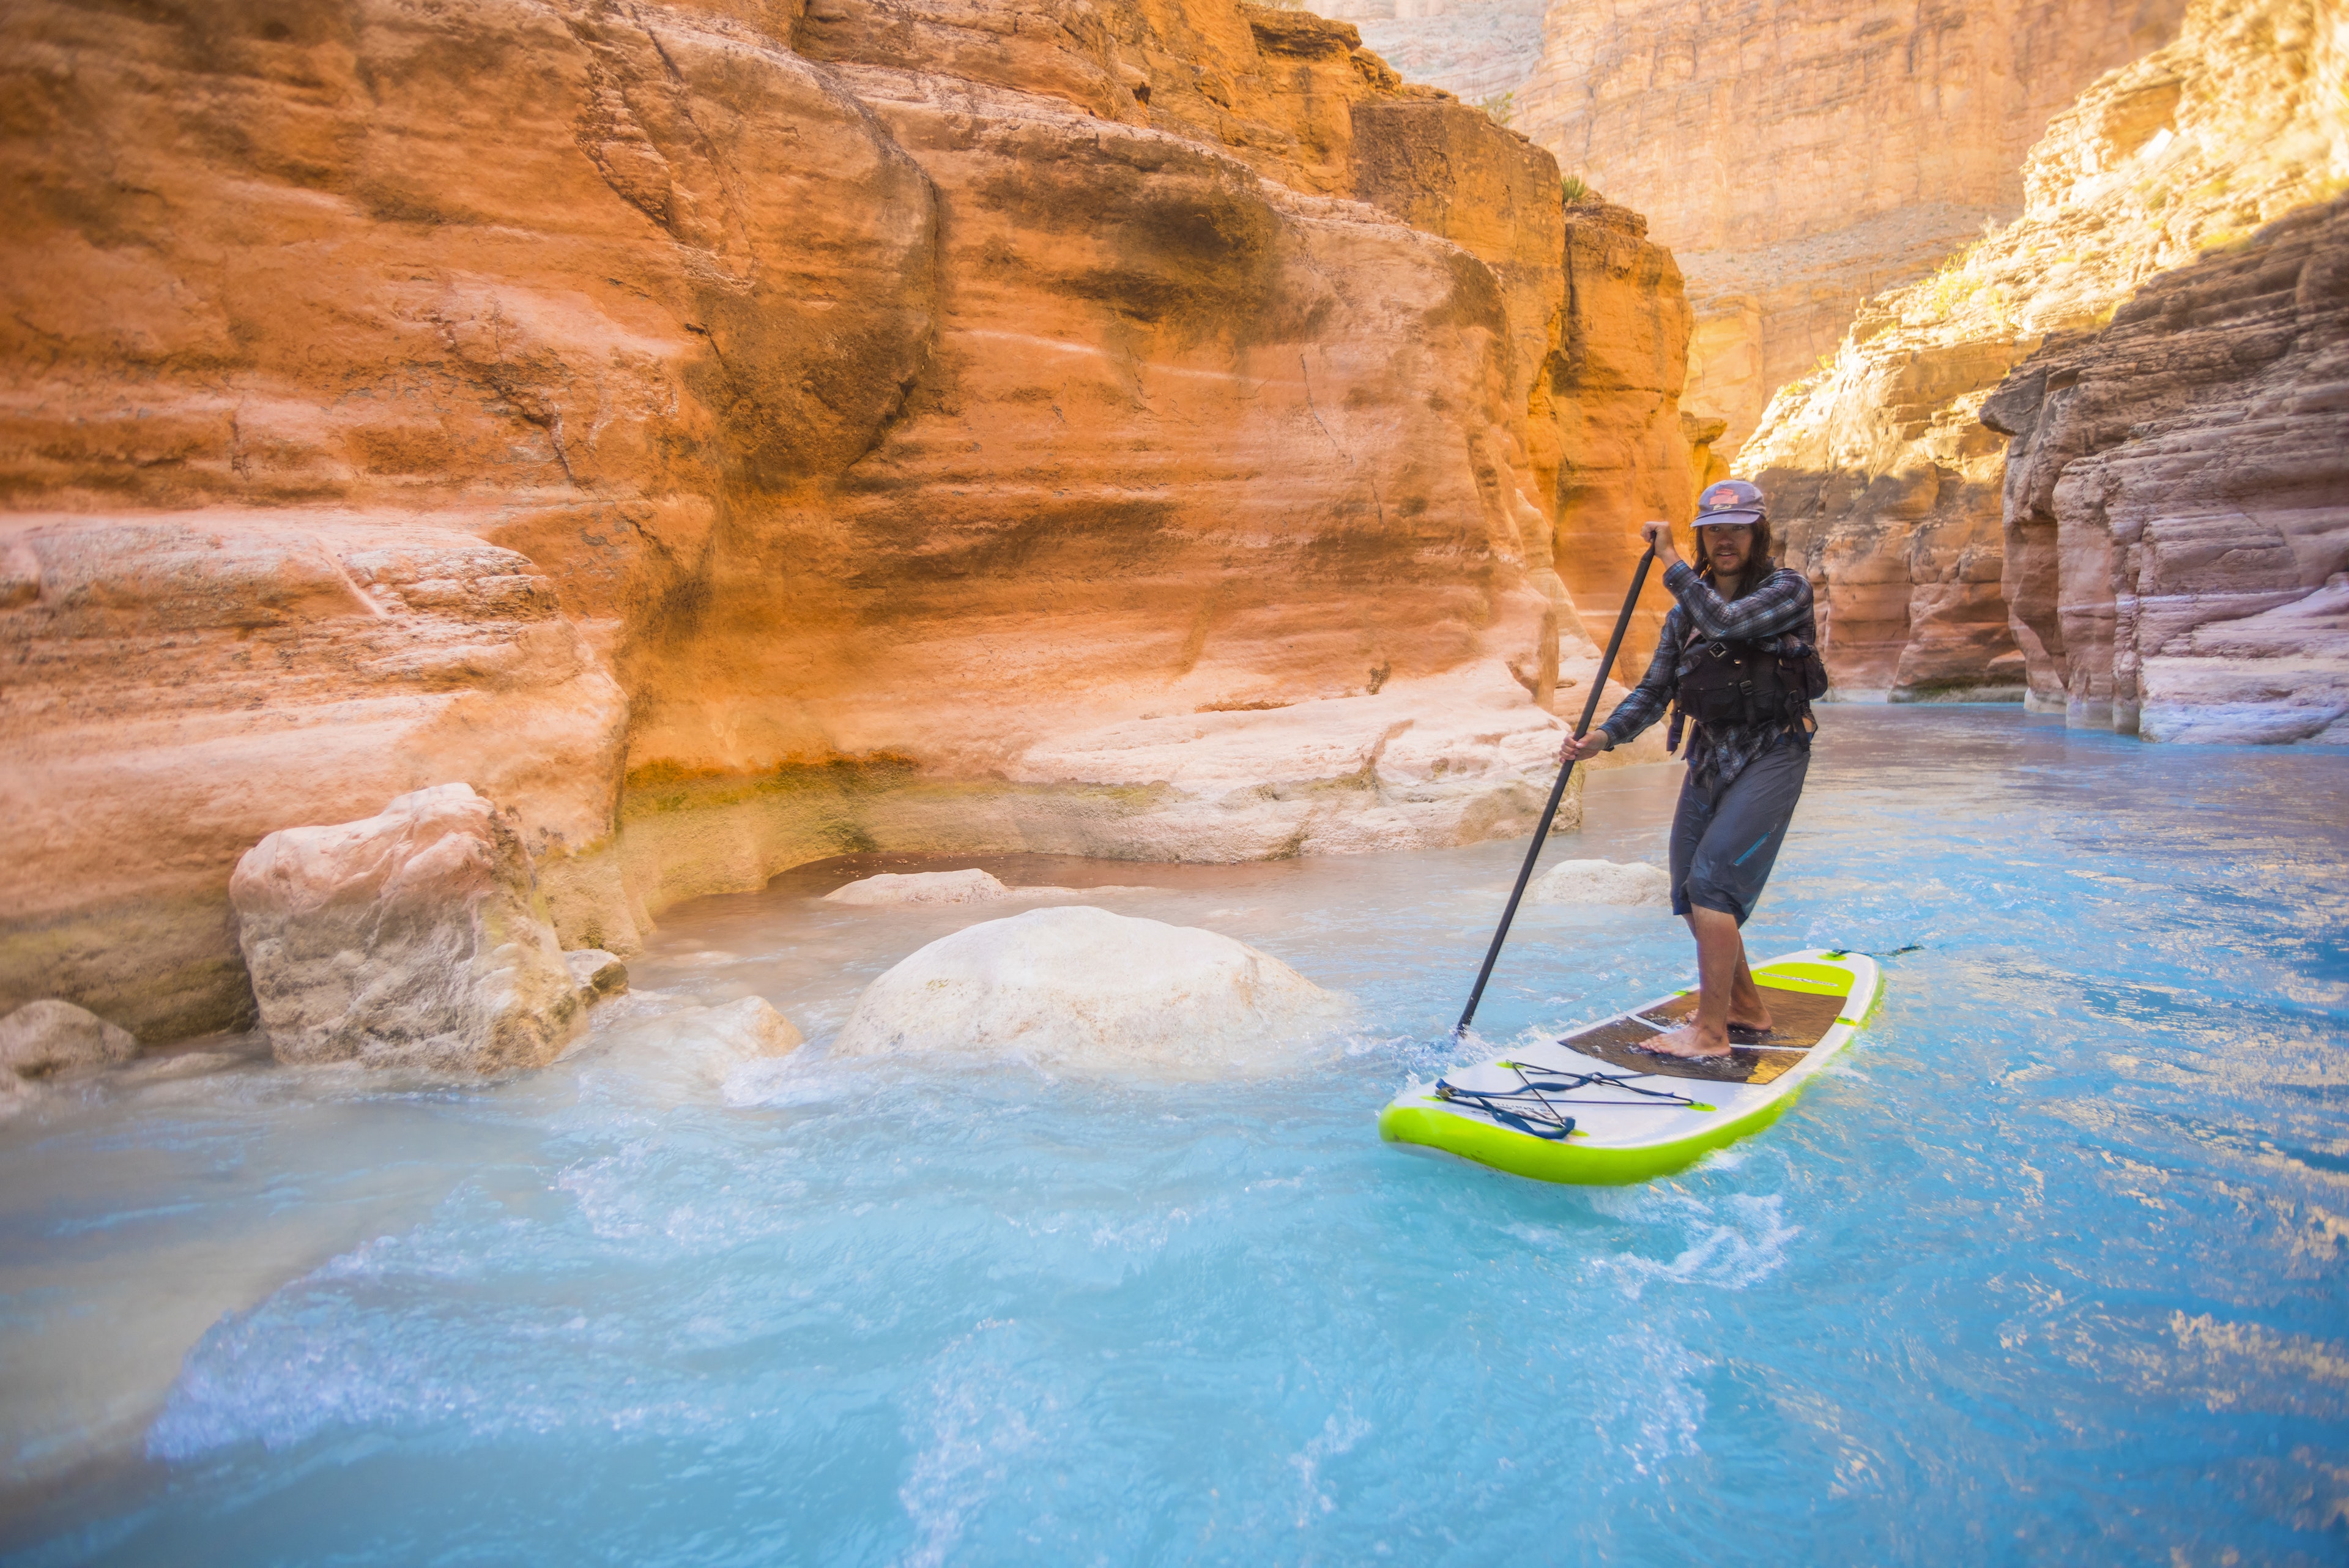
[[1695, 514, 1774, 598]]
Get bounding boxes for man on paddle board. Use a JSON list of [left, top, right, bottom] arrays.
[[1559, 479, 1825, 1060]]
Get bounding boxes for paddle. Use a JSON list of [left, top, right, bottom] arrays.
[[1454, 546, 1658, 1036]]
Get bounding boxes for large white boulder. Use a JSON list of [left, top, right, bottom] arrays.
[[229, 783, 584, 1073], [830, 905, 1351, 1079], [1530, 859, 1672, 907], [0, 1000, 138, 1079]]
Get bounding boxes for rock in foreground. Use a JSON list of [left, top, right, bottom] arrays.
[[831, 907, 1351, 1080], [0, 1000, 139, 1078], [1531, 860, 1672, 907], [229, 784, 583, 1073]]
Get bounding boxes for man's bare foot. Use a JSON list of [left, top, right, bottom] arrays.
[[1642, 1022, 1734, 1060]]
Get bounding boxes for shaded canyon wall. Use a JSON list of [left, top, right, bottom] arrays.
[[0, 0, 1698, 1039]]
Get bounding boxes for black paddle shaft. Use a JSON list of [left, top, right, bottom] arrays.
[[1453, 546, 1658, 1036]]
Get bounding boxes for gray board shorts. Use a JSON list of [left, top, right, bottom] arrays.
[[1668, 740, 1810, 926]]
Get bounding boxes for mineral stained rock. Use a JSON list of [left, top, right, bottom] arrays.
[[1, 0, 1701, 1041], [1518, 0, 2187, 456], [0, 999, 139, 1079], [830, 905, 1353, 1079], [564, 949, 631, 1001], [1981, 195, 2349, 741], [229, 784, 584, 1072], [1740, 0, 2348, 706]]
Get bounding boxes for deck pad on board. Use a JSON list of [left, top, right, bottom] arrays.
[[1564, 983, 1849, 1087]]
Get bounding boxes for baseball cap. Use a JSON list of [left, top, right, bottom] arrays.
[[1694, 478, 1766, 527]]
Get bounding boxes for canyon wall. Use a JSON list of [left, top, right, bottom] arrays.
[[1740, 0, 2347, 705], [1981, 193, 2349, 741], [1517, 0, 2188, 458], [1304, 0, 1543, 106], [0, 0, 1695, 1040]]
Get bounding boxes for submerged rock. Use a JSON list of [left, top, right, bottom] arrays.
[[0, 1000, 139, 1078], [825, 869, 1012, 906], [830, 906, 1351, 1080], [698, 997, 804, 1058], [229, 784, 584, 1074], [1531, 860, 1672, 907], [565, 949, 630, 1000], [823, 869, 1157, 907], [588, 995, 804, 1101]]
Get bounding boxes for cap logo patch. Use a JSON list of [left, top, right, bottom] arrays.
[[1705, 487, 1742, 507]]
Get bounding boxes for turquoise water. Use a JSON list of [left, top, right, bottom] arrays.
[[3, 708, 2345, 1564]]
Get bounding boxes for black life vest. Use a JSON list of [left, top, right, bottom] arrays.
[[1665, 576, 1828, 751]]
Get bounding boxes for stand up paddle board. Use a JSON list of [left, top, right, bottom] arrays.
[[1379, 948, 1882, 1185]]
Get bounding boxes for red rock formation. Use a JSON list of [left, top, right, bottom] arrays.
[[1981, 195, 2349, 741], [0, 0, 1697, 1039]]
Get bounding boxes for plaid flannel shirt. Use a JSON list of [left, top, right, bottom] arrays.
[[1598, 560, 1816, 791]]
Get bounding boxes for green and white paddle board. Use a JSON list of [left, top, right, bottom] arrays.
[[1379, 948, 1883, 1185]]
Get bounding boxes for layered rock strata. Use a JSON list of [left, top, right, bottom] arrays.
[[1740, 0, 2348, 706], [1518, 0, 2189, 457], [0, 0, 1698, 1040], [1981, 195, 2349, 741]]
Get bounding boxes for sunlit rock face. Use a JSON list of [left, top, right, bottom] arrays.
[[0, 0, 1699, 1041], [229, 784, 584, 1073], [1517, 0, 2188, 458], [1982, 195, 2349, 743], [1737, 0, 2348, 706], [830, 905, 1353, 1079]]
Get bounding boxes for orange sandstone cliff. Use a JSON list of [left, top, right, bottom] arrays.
[[0, 0, 1697, 1041]]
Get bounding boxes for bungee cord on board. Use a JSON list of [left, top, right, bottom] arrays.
[[1432, 1061, 1715, 1140]]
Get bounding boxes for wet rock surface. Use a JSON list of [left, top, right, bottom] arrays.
[[229, 784, 584, 1073], [0, 1000, 139, 1079], [1530, 858, 1671, 907], [564, 949, 631, 1001]]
